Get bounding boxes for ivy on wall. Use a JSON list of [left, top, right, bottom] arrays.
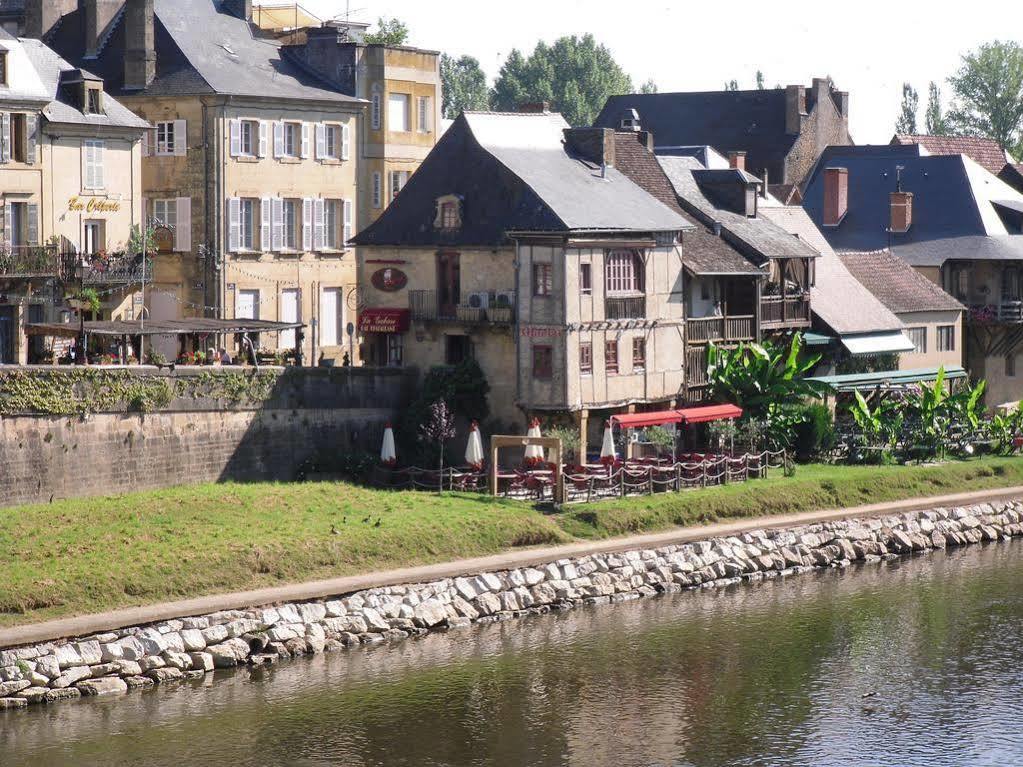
[[0, 369, 283, 416]]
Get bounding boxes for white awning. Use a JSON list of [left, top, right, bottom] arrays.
[[841, 331, 916, 356]]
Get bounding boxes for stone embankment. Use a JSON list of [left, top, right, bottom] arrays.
[[2, 500, 1021, 710]]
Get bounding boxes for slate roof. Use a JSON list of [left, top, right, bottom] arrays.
[[658, 154, 820, 265], [353, 112, 690, 248], [612, 131, 762, 275], [45, 0, 361, 103], [802, 144, 1023, 253], [838, 249, 964, 314], [999, 163, 1023, 195], [893, 236, 1023, 267], [892, 134, 1014, 176], [759, 205, 903, 335]]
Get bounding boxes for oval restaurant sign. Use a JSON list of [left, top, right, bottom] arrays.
[[371, 267, 408, 292]]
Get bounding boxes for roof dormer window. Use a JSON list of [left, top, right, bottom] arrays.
[[84, 84, 104, 115], [434, 194, 462, 231]]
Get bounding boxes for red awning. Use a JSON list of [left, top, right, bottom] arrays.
[[358, 309, 410, 334], [677, 404, 743, 424], [610, 410, 685, 429]]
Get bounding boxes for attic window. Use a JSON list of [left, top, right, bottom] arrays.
[[0, 51, 7, 86], [84, 85, 104, 115], [434, 194, 462, 231]]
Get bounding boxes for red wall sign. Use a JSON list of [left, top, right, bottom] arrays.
[[359, 309, 411, 334], [520, 325, 563, 338], [370, 268, 408, 292]]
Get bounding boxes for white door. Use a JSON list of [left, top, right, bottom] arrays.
[[320, 287, 341, 347], [280, 288, 299, 349], [236, 289, 259, 320], [148, 288, 179, 361]]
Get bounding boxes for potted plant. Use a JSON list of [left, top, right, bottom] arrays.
[[66, 287, 101, 314]]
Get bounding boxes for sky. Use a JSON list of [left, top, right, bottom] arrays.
[[300, 0, 1019, 143]]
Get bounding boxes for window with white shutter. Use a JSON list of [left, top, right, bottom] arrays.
[[300, 122, 310, 159], [273, 121, 284, 158], [280, 288, 299, 349], [0, 112, 10, 163], [258, 121, 269, 157], [371, 85, 382, 130], [155, 121, 175, 155], [228, 197, 241, 251], [390, 170, 409, 200], [315, 123, 326, 160], [83, 140, 104, 189], [172, 119, 186, 156], [229, 119, 241, 157], [240, 199, 255, 250], [320, 288, 341, 347], [341, 122, 350, 160], [260, 196, 270, 251], [343, 199, 353, 247], [302, 198, 312, 251], [417, 96, 430, 133], [153, 199, 177, 238], [313, 198, 325, 250], [372, 172, 382, 209], [175, 197, 191, 251], [271, 197, 284, 251], [324, 199, 340, 249], [25, 114, 36, 165], [27, 203, 38, 246]]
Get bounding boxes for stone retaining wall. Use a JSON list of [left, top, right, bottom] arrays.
[[1, 500, 1021, 709]]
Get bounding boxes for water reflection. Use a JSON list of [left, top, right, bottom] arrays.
[[2, 541, 1022, 767]]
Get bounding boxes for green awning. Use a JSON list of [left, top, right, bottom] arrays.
[[810, 366, 967, 393], [802, 332, 835, 347]]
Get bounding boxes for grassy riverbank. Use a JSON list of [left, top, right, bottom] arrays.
[[1, 457, 1022, 628]]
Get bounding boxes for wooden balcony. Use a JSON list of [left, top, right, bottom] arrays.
[[408, 290, 516, 324], [605, 295, 646, 320], [687, 315, 755, 344], [686, 346, 710, 387], [760, 294, 811, 328]]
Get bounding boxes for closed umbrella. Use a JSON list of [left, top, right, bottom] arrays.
[[380, 422, 396, 466], [465, 420, 484, 471], [524, 417, 545, 467], [600, 421, 617, 467]]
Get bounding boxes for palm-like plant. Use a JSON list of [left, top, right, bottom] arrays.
[[849, 390, 905, 457]]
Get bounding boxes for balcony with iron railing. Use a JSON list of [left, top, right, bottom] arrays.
[[760, 293, 811, 328], [604, 295, 646, 320], [408, 290, 516, 324], [967, 302, 1023, 324], [0, 245, 61, 278], [686, 315, 755, 344]]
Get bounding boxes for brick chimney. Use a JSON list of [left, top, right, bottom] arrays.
[[563, 127, 615, 168], [728, 151, 746, 171], [25, 0, 77, 39], [890, 191, 913, 233], [84, 0, 124, 59], [822, 167, 848, 226], [516, 102, 550, 114], [785, 85, 806, 135], [123, 0, 156, 91]]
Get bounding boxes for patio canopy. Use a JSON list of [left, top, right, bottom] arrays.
[[810, 365, 967, 393], [610, 404, 743, 429], [26, 318, 305, 338]]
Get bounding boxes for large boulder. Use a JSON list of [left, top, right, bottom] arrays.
[[76, 677, 128, 697]]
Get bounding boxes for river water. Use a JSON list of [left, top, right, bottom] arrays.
[[3, 540, 1022, 767]]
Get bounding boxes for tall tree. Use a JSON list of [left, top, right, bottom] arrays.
[[364, 16, 408, 45], [640, 78, 658, 94], [724, 79, 739, 91], [755, 70, 765, 90], [895, 82, 919, 134], [948, 40, 1023, 153], [924, 81, 948, 135], [440, 54, 490, 118], [490, 35, 632, 126]]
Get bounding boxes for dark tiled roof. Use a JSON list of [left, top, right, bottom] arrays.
[[612, 131, 763, 275], [892, 134, 1012, 175], [838, 249, 963, 313]]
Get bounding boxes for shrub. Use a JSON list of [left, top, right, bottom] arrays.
[[792, 403, 836, 461]]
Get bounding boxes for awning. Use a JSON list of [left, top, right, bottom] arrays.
[[26, 318, 304, 338], [810, 365, 967, 392], [677, 404, 743, 424], [359, 308, 410, 334], [610, 410, 685, 429], [841, 331, 915, 356], [803, 331, 835, 347]]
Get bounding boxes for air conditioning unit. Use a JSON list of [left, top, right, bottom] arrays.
[[493, 290, 516, 308], [467, 291, 490, 309]]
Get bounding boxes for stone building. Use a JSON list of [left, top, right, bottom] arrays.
[[595, 77, 852, 202], [0, 29, 148, 363], [352, 109, 693, 452], [40, 0, 365, 363]]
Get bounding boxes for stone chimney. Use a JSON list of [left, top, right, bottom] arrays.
[[285, 26, 358, 94], [620, 108, 640, 131], [123, 0, 156, 91], [84, 0, 124, 59], [223, 0, 253, 20], [890, 191, 913, 233], [785, 85, 806, 135], [728, 151, 746, 171], [835, 90, 849, 118], [563, 127, 615, 168], [516, 102, 550, 114], [25, 0, 77, 40], [822, 167, 848, 226]]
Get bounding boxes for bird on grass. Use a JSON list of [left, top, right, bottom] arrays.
[[374, 519, 382, 528]]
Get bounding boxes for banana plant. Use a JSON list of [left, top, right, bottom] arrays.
[[849, 390, 904, 451]]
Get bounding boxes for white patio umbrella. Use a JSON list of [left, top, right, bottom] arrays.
[[600, 421, 617, 466], [380, 422, 396, 466], [524, 417, 545, 467], [465, 420, 485, 470]]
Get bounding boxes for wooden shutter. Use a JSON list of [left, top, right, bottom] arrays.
[[343, 199, 353, 247], [27, 203, 38, 245], [372, 172, 381, 208], [258, 120, 268, 157], [175, 197, 191, 251], [228, 197, 241, 251], [271, 197, 283, 251], [173, 119, 186, 156], [260, 196, 270, 251], [302, 197, 312, 251], [273, 121, 284, 158], [0, 113, 9, 163], [315, 123, 326, 160], [313, 198, 325, 250], [300, 123, 310, 159], [341, 122, 350, 160], [229, 119, 241, 157], [1, 202, 10, 247], [25, 114, 37, 165], [417, 97, 429, 132]]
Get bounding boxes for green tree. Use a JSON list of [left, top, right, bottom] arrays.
[[640, 78, 658, 94], [924, 81, 948, 135], [724, 79, 739, 91], [895, 82, 919, 134], [440, 53, 490, 118], [364, 16, 408, 45], [490, 35, 633, 126], [755, 70, 765, 90], [948, 40, 1023, 154]]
